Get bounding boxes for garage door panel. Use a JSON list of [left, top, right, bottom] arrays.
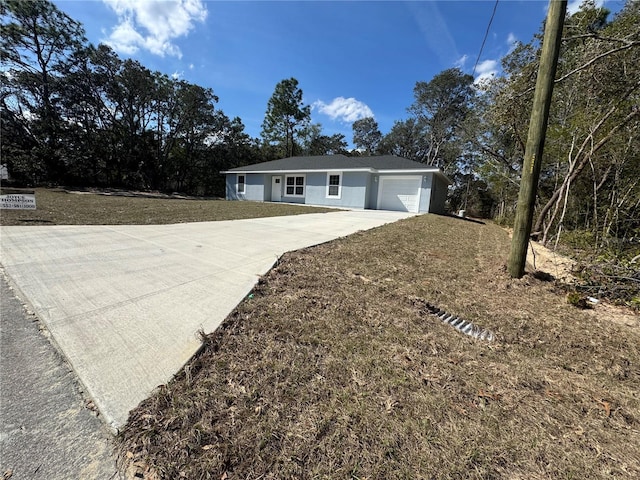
[[378, 177, 421, 213]]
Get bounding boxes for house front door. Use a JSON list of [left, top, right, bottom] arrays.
[[271, 176, 282, 202]]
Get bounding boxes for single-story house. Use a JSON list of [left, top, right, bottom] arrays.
[[221, 154, 452, 214]]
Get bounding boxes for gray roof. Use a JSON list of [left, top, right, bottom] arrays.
[[223, 155, 450, 183]]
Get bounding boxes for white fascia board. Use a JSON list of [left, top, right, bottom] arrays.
[[376, 169, 439, 174], [221, 168, 374, 174]]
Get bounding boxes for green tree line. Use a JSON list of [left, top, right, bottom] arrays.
[[1, 0, 260, 195]]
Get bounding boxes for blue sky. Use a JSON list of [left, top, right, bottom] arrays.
[[53, 0, 618, 144]]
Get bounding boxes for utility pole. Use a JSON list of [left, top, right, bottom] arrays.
[[508, 0, 567, 278]]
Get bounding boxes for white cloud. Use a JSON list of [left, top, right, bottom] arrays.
[[102, 0, 207, 58], [189, 63, 194, 70], [313, 97, 374, 123], [171, 71, 183, 80], [474, 59, 499, 85], [454, 54, 468, 69], [107, 17, 145, 55]]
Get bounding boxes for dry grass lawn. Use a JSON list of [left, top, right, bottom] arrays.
[[0, 188, 335, 225], [118, 214, 640, 479]]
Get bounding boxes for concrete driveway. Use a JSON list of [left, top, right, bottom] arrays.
[[0, 210, 414, 430]]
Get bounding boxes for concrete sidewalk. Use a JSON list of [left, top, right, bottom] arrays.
[[0, 210, 414, 430]]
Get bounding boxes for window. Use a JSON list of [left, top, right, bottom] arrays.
[[326, 172, 342, 198], [285, 175, 305, 197], [237, 174, 245, 194]]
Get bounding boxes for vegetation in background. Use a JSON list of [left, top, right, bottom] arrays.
[[259, 77, 311, 159], [352, 117, 382, 155], [478, 1, 640, 246], [471, 0, 640, 306]]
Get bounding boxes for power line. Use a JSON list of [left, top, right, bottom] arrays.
[[472, 0, 500, 77]]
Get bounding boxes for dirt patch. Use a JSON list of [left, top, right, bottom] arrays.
[[526, 239, 578, 283], [503, 229, 637, 329], [500, 225, 578, 283], [586, 302, 640, 329], [118, 215, 640, 480]]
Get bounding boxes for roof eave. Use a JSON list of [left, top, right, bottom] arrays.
[[221, 168, 375, 174], [221, 167, 453, 185]]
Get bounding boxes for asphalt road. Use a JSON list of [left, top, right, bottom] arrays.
[[0, 275, 122, 480]]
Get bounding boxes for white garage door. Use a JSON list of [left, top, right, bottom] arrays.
[[377, 176, 422, 213]]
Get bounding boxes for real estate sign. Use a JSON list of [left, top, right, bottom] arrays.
[[1, 193, 37, 210]]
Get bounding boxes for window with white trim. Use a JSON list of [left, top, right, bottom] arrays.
[[237, 174, 245, 194], [285, 175, 305, 197], [326, 172, 342, 198]]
